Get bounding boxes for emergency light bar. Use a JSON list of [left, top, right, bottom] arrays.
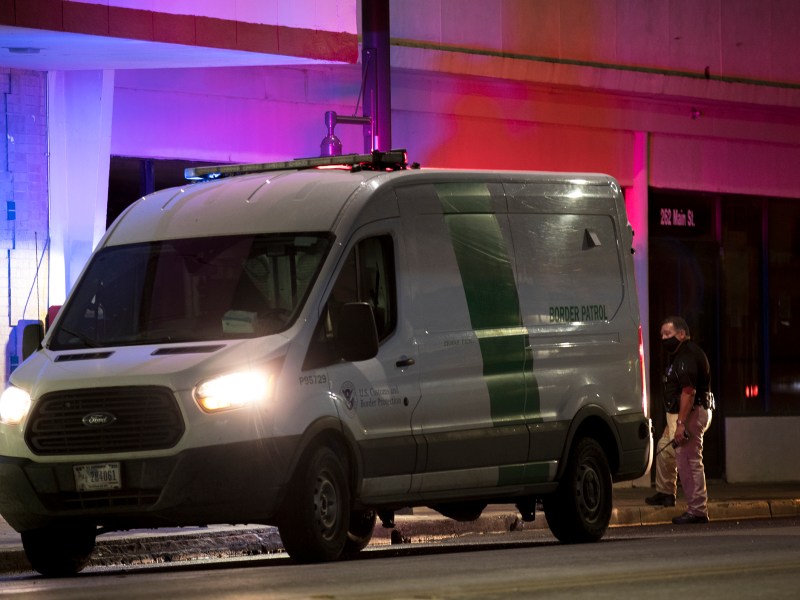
[[185, 149, 408, 181]]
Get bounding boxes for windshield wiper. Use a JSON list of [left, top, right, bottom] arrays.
[[56, 326, 102, 348]]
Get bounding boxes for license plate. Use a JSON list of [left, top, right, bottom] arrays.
[[74, 462, 121, 492]]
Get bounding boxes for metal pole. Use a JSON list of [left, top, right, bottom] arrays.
[[361, 0, 391, 152]]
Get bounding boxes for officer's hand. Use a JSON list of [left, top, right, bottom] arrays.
[[674, 423, 688, 446]]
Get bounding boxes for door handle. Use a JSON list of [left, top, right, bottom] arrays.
[[396, 356, 416, 368]]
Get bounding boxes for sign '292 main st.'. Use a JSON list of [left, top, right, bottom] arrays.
[[650, 196, 714, 240], [659, 207, 696, 228]]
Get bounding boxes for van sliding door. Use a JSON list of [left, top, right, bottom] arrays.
[[398, 182, 531, 493]]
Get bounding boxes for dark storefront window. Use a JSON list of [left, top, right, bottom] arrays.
[[650, 191, 800, 421], [648, 191, 722, 476], [719, 199, 764, 415], [768, 200, 800, 413]]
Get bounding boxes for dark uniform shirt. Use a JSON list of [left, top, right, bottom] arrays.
[[663, 340, 711, 414]]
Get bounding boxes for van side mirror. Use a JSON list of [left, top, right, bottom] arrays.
[[337, 302, 379, 362], [22, 321, 44, 361]]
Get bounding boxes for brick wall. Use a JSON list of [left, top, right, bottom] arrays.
[[0, 69, 49, 385]]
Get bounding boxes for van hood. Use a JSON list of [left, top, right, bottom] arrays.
[[9, 336, 290, 399]]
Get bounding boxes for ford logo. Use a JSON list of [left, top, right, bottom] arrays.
[[81, 412, 117, 427]]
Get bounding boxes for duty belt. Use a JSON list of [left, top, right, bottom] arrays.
[[694, 392, 715, 410]]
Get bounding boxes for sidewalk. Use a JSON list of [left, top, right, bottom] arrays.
[[1, 481, 798, 575]]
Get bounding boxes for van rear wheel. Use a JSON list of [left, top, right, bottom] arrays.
[[278, 444, 350, 563], [543, 437, 612, 543], [21, 524, 96, 577]]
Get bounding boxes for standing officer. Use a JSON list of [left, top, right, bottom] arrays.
[[646, 316, 714, 523], [645, 316, 682, 508]]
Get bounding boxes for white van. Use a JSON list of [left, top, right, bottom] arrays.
[[0, 151, 651, 576]]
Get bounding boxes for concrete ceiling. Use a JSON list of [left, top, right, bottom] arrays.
[[0, 25, 333, 71]]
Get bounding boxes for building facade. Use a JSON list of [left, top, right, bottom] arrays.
[[1, 0, 799, 482]]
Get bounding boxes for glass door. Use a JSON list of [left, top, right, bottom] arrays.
[[649, 192, 723, 478]]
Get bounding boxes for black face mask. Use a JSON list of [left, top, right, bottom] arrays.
[[662, 336, 681, 353]]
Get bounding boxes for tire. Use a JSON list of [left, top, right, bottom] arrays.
[[543, 437, 612, 543], [278, 444, 351, 563], [344, 509, 376, 554], [21, 524, 96, 577]]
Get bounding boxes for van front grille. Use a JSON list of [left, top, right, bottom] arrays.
[[25, 386, 185, 455]]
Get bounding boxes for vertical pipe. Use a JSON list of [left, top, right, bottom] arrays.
[[140, 159, 155, 197], [361, 0, 391, 152]]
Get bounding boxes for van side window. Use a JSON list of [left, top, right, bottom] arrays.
[[304, 235, 396, 369]]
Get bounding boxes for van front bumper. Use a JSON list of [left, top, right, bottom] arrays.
[[0, 437, 299, 533]]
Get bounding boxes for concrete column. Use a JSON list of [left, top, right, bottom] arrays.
[[627, 131, 650, 400], [624, 130, 652, 487], [47, 70, 114, 305]]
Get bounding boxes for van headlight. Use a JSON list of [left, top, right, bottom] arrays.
[[193, 370, 274, 413], [0, 386, 32, 425]]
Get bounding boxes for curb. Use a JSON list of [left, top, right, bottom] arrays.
[[771, 499, 800, 517], [612, 498, 800, 528], [0, 550, 28, 576]]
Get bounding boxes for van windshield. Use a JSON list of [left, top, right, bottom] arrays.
[[48, 233, 332, 350]]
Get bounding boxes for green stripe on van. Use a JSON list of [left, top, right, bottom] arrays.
[[436, 183, 539, 423], [498, 463, 552, 486]]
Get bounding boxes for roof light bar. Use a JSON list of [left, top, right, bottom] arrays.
[[185, 149, 408, 181]]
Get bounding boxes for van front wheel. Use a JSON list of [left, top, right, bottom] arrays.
[[278, 444, 350, 563], [21, 524, 96, 577], [344, 509, 376, 553], [543, 437, 612, 543]]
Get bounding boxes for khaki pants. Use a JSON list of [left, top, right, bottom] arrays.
[[677, 406, 712, 517], [654, 412, 679, 496]]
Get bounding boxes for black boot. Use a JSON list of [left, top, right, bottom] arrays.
[[645, 491, 676, 507]]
